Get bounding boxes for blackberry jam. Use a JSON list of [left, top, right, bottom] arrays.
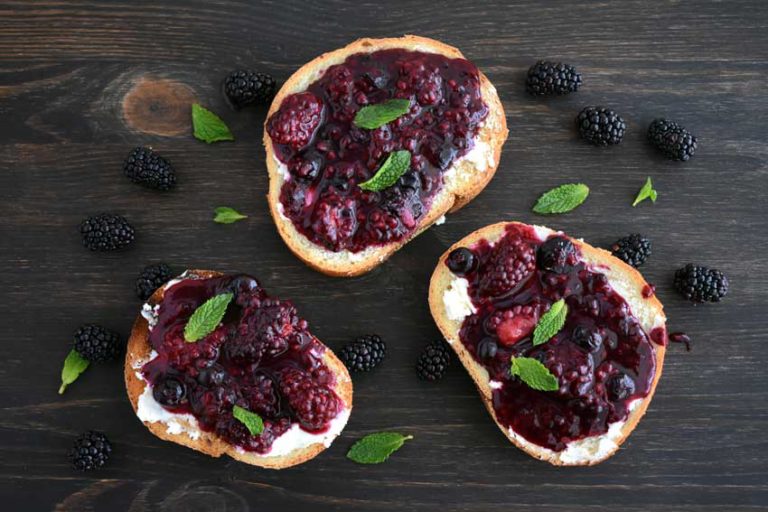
[[267, 48, 489, 252], [140, 274, 343, 454], [449, 224, 659, 452]]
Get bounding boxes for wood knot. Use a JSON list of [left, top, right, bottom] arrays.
[[122, 77, 196, 136]]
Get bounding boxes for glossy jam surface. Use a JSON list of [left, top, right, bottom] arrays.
[[452, 225, 657, 452], [141, 274, 341, 453], [267, 48, 489, 252]]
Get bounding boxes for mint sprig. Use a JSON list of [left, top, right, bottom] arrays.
[[233, 405, 264, 436], [359, 150, 411, 192], [184, 292, 233, 342], [213, 206, 248, 224], [510, 357, 559, 391], [59, 349, 89, 394], [347, 432, 413, 464], [532, 299, 568, 346], [192, 103, 234, 143], [632, 176, 658, 207], [533, 183, 589, 214], [353, 99, 411, 130]]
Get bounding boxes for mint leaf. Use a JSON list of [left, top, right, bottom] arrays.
[[532, 299, 568, 346], [232, 405, 264, 435], [214, 206, 247, 224], [510, 357, 559, 391], [533, 183, 589, 214], [347, 432, 413, 464], [353, 99, 411, 129], [359, 150, 411, 192], [184, 292, 233, 342], [192, 104, 234, 143], [632, 176, 658, 207], [59, 349, 89, 394]]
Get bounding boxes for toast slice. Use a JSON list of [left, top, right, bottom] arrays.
[[428, 222, 667, 465], [125, 269, 353, 469], [263, 35, 508, 276]]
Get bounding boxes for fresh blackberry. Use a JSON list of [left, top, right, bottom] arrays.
[[674, 264, 729, 303], [576, 106, 626, 146], [123, 147, 176, 191], [80, 213, 135, 251], [339, 334, 386, 373], [610, 234, 652, 268], [135, 263, 173, 300], [648, 118, 698, 161], [416, 340, 451, 381], [69, 430, 112, 471], [73, 324, 122, 362], [526, 61, 582, 96], [223, 70, 277, 109]]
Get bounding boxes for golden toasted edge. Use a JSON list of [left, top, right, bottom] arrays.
[[124, 269, 353, 469], [263, 35, 508, 277], [427, 222, 666, 466]]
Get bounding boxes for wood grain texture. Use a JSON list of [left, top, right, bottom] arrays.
[[1, 0, 767, 510]]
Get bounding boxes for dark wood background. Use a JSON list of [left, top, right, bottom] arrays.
[[2, 0, 767, 510]]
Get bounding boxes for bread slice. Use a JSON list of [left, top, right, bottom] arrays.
[[263, 35, 508, 277], [124, 269, 353, 469], [428, 222, 667, 466]]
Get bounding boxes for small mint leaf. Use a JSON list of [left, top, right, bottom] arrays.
[[232, 405, 264, 435], [359, 150, 411, 192], [184, 292, 233, 342], [347, 432, 413, 464], [59, 349, 89, 394], [192, 103, 234, 143], [532, 299, 568, 346], [632, 176, 658, 207], [214, 206, 248, 224], [353, 99, 411, 130], [533, 183, 589, 214], [510, 357, 559, 391]]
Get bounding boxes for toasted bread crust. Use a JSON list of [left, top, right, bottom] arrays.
[[428, 222, 666, 466], [263, 35, 508, 276], [124, 269, 353, 469]]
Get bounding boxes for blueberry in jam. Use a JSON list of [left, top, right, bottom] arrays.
[[140, 274, 343, 454], [152, 375, 186, 406], [450, 225, 658, 452], [446, 247, 477, 275], [267, 49, 489, 253], [537, 236, 575, 273], [571, 325, 603, 353]]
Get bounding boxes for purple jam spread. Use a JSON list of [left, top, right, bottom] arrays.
[[267, 48, 489, 253], [140, 274, 342, 454], [448, 224, 658, 452]]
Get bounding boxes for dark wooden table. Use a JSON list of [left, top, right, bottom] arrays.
[[2, 1, 767, 510]]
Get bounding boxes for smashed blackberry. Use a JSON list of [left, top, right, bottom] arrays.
[[80, 213, 135, 251], [416, 340, 451, 381], [69, 430, 112, 471], [223, 70, 277, 109], [674, 264, 729, 303], [339, 334, 386, 373], [648, 118, 698, 161], [479, 235, 536, 297], [576, 106, 626, 146], [610, 234, 652, 268], [73, 324, 122, 362], [526, 61, 582, 96], [135, 263, 173, 300], [123, 147, 176, 191]]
